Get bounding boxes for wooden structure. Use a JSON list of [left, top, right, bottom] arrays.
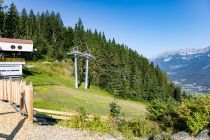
[[0, 79, 33, 121], [0, 38, 33, 78]]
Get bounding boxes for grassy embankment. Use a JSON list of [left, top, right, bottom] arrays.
[[24, 61, 147, 119]]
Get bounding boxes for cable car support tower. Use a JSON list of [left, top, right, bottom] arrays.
[[67, 46, 83, 88], [83, 49, 95, 89]]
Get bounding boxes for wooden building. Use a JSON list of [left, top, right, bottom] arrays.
[[0, 38, 33, 78]]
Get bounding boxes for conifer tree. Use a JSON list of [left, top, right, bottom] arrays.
[[73, 18, 86, 83], [0, 0, 4, 37], [18, 8, 28, 39], [63, 27, 74, 54], [5, 2, 19, 38], [28, 9, 36, 38]]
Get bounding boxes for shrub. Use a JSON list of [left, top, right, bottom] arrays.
[[147, 95, 210, 135], [109, 102, 121, 118], [176, 96, 210, 135], [58, 107, 114, 133], [128, 119, 160, 137], [118, 120, 134, 138], [119, 118, 160, 138], [64, 107, 89, 129], [88, 116, 114, 133], [147, 98, 179, 131], [109, 101, 121, 128]]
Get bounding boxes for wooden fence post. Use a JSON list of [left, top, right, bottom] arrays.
[[7, 80, 11, 103], [3, 80, 6, 100], [0, 80, 3, 100], [14, 81, 16, 104], [20, 81, 26, 114], [27, 83, 33, 122], [11, 80, 14, 104], [17, 81, 20, 106], [0, 79, 33, 121]]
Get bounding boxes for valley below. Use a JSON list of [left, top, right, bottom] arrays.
[[153, 46, 210, 94], [172, 80, 210, 94]]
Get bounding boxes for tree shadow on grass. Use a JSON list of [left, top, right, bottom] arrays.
[[23, 69, 40, 77]]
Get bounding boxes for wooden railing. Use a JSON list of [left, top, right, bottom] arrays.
[[0, 80, 33, 122], [0, 58, 25, 62]]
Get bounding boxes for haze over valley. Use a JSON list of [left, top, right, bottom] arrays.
[[153, 46, 210, 93]]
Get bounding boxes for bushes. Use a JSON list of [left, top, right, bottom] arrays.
[[59, 115, 113, 133], [59, 103, 161, 139], [177, 96, 210, 135], [107, 102, 160, 138], [118, 121, 134, 138], [109, 102, 121, 118], [58, 107, 114, 133], [147, 98, 179, 131], [59, 96, 210, 138], [129, 119, 159, 137], [109, 102, 121, 129], [147, 95, 210, 135], [118, 118, 160, 138], [109, 102, 160, 137]]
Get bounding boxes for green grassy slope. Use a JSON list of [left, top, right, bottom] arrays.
[[24, 61, 147, 118]]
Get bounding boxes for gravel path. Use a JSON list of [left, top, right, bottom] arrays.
[[0, 101, 117, 140]]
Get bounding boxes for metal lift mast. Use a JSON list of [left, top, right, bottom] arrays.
[[83, 49, 95, 90], [67, 47, 83, 88]]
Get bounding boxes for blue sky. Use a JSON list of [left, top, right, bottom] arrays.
[[4, 0, 210, 58]]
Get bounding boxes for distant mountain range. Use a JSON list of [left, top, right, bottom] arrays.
[[152, 46, 210, 93]]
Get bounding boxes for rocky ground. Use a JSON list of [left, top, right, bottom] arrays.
[[0, 101, 117, 140], [151, 130, 210, 140]]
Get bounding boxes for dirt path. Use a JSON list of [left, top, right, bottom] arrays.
[[0, 101, 117, 140]]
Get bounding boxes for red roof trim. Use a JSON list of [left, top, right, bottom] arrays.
[[0, 38, 33, 44]]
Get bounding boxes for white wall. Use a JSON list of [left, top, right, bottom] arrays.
[[0, 42, 33, 52]]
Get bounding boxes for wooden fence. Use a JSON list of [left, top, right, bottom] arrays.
[[0, 79, 33, 121]]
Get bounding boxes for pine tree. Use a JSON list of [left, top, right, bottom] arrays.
[[173, 86, 181, 101], [63, 27, 74, 55], [18, 8, 28, 39], [74, 18, 86, 83], [28, 9, 36, 38], [36, 12, 41, 36], [51, 12, 64, 60], [4, 2, 19, 38], [0, 1, 4, 37]]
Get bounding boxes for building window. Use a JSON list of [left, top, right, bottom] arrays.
[[11, 45, 15, 49], [18, 45, 22, 50]]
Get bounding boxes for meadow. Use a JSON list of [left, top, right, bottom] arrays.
[[24, 61, 147, 118]]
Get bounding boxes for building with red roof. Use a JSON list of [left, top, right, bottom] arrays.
[[0, 38, 34, 78]]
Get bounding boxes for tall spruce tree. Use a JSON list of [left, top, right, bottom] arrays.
[[18, 8, 28, 39], [0, 0, 4, 37], [4, 2, 19, 38], [28, 9, 36, 38], [74, 18, 86, 83], [63, 27, 74, 55]]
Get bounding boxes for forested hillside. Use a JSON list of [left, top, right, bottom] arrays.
[[0, 2, 180, 101]]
